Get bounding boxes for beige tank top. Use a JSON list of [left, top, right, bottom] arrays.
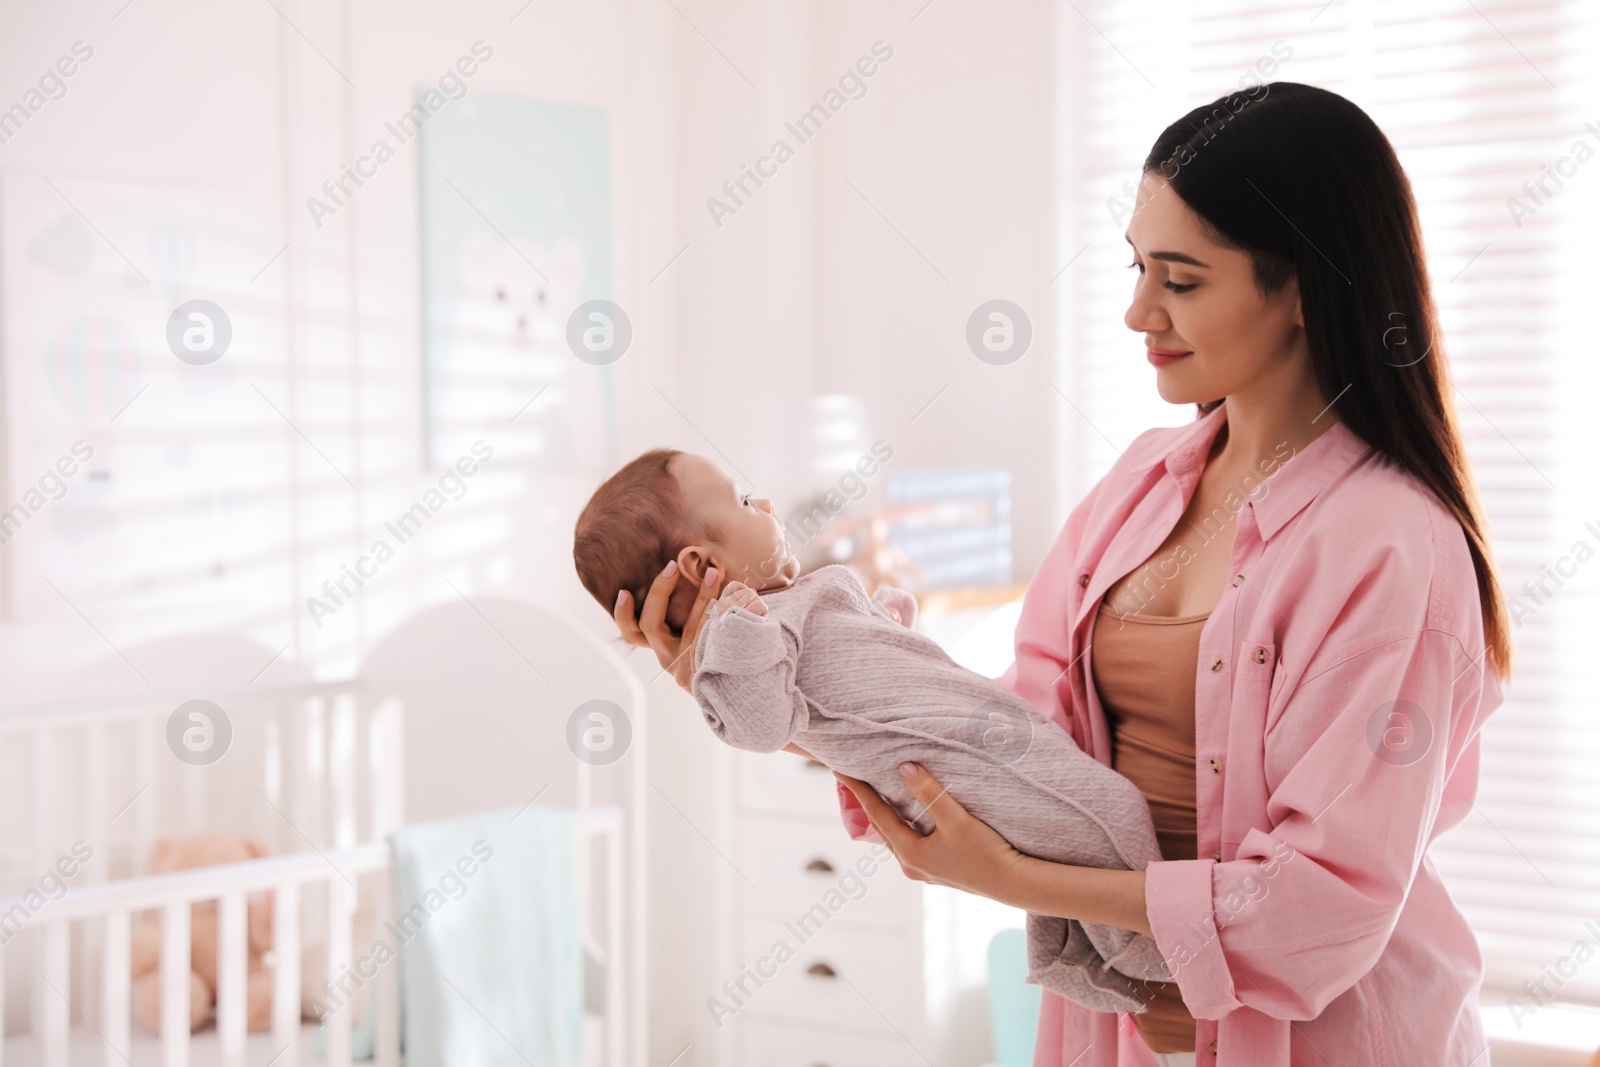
[[1090, 599, 1204, 1055]]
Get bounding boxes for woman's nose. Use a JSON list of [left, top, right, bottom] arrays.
[[1124, 276, 1169, 335]]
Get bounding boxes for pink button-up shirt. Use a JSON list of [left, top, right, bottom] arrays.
[[835, 401, 1506, 1065]]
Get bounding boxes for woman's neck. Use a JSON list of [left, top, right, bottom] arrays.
[[1213, 379, 1338, 475]]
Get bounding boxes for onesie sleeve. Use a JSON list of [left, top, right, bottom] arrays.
[[690, 606, 810, 754]]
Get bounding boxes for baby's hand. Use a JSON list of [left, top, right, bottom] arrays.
[[713, 580, 767, 618]]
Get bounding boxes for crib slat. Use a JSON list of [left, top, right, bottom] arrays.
[[371, 697, 405, 838], [85, 726, 106, 879], [217, 892, 248, 1067], [101, 910, 131, 1066], [42, 921, 69, 1067], [161, 901, 190, 1067], [323, 876, 354, 1067], [271, 882, 301, 1067], [606, 826, 624, 1067], [302, 698, 327, 849], [372, 863, 399, 1067], [331, 694, 356, 849], [135, 719, 159, 874], [34, 729, 56, 880], [264, 719, 283, 850]]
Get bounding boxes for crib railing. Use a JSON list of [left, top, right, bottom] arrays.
[[0, 679, 405, 896], [0, 805, 625, 1067]]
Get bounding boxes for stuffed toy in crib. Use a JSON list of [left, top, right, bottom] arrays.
[[129, 833, 276, 1033], [129, 833, 379, 1035]]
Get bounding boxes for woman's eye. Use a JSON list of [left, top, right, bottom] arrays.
[[741, 494, 751, 506], [1130, 259, 1195, 293]]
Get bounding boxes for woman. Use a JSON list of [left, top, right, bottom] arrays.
[[616, 83, 1511, 1066]]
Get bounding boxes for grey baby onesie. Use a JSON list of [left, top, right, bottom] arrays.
[[690, 564, 1173, 1013]]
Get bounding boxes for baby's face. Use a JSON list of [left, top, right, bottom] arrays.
[[671, 453, 799, 591]]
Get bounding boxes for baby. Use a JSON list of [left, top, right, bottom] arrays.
[[574, 448, 1173, 1013]]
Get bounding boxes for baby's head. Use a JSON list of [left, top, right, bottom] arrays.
[[574, 448, 799, 635]]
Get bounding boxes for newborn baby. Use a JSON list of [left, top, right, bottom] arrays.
[[573, 447, 1173, 1012]]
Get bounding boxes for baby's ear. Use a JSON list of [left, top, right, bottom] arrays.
[[674, 545, 714, 587]]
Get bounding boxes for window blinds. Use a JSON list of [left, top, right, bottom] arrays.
[[1055, 0, 1600, 1007]]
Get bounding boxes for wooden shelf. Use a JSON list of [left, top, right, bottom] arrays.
[[914, 581, 1029, 616]]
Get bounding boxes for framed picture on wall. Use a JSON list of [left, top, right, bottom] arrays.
[[418, 95, 618, 475]]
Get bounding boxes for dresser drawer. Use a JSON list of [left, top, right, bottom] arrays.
[[736, 817, 916, 930], [740, 1019, 925, 1067], [736, 748, 844, 818], [738, 917, 920, 1035]]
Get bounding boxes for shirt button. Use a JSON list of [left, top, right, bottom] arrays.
[[1211, 849, 1222, 861], [1209, 657, 1223, 671], [1078, 573, 1091, 587], [1253, 647, 1268, 664], [1209, 758, 1221, 773], [1232, 574, 1244, 587]]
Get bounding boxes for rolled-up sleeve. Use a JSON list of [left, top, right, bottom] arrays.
[[1147, 625, 1483, 1020]]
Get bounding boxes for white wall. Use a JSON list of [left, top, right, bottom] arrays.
[[668, 0, 1063, 580], [0, 0, 1063, 1061], [664, 4, 1060, 1062]]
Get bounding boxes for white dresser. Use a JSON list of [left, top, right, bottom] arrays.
[[709, 744, 928, 1067]]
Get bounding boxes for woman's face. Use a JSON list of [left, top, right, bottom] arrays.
[[1123, 170, 1308, 407]]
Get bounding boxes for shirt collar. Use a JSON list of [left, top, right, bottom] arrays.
[[1161, 400, 1376, 543]]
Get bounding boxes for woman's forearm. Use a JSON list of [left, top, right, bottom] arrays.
[[996, 856, 1154, 937]]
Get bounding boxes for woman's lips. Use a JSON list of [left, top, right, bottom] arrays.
[[1147, 346, 1192, 366]]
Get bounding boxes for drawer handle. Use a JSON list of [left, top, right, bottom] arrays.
[[804, 758, 828, 771], [806, 962, 837, 979], [804, 858, 836, 874]]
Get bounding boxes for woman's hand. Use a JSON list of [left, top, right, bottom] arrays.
[[836, 763, 1031, 900], [843, 765, 1156, 934], [613, 561, 724, 692]]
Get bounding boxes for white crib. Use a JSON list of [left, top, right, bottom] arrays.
[[0, 807, 623, 1067], [0, 605, 647, 1067]]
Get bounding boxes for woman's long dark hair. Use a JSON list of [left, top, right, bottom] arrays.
[[1143, 81, 1511, 682]]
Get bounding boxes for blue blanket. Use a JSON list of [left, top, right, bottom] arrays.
[[387, 805, 582, 1067]]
